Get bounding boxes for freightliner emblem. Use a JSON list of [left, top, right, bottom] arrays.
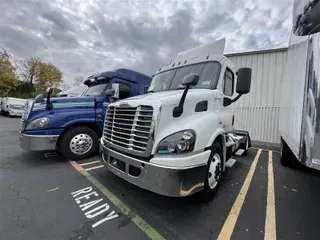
[[119, 102, 130, 108]]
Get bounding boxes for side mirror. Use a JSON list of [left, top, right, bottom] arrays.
[[46, 87, 54, 110], [236, 68, 252, 94], [46, 87, 54, 94], [106, 83, 120, 100], [293, 0, 320, 36], [182, 73, 199, 87], [34, 94, 44, 103], [173, 73, 199, 118]]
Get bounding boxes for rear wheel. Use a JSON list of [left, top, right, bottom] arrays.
[[242, 135, 250, 156], [280, 138, 296, 168], [58, 126, 99, 160], [196, 142, 223, 202]]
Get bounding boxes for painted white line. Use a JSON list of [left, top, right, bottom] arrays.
[[85, 165, 104, 171], [217, 149, 262, 240], [46, 187, 59, 192], [264, 151, 277, 240], [80, 160, 101, 166], [251, 147, 280, 153]]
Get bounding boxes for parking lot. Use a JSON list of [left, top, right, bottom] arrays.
[[1, 115, 320, 240]]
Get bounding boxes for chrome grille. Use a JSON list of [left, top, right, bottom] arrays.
[[20, 101, 32, 132], [103, 105, 153, 152]]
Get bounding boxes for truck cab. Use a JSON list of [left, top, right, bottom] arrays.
[[19, 68, 151, 160], [100, 39, 252, 201]]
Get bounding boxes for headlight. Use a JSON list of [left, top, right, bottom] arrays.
[[26, 118, 49, 130], [156, 130, 196, 154]]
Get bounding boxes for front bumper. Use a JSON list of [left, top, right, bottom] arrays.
[[100, 143, 209, 197], [19, 133, 59, 151], [9, 110, 23, 117]]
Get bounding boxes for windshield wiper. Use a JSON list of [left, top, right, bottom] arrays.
[[147, 90, 156, 93]]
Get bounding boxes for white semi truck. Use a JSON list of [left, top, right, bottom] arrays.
[[99, 39, 252, 201], [279, 0, 320, 170], [1, 97, 27, 117]]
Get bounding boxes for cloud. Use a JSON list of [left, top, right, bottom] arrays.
[[0, 0, 293, 86]]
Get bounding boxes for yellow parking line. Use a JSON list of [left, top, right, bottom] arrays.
[[264, 151, 277, 240], [217, 149, 262, 240], [85, 165, 105, 171], [79, 160, 101, 166]]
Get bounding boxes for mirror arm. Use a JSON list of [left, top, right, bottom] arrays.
[[173, 86, 190, 118], [231, 94, 243, 103], [46, 92, 53, 110]]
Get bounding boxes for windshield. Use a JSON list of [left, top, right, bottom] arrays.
[[82, 82, 108, 97], [148, 61, 221, 92]]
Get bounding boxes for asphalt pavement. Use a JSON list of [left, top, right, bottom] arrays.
[[1, 115, 320, 240]]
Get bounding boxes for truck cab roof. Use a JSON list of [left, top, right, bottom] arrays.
[[154, 38, 235, 75], [84, 68, 151, 86]]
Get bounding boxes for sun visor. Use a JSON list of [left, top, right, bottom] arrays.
[[174, 38, 226, 62]]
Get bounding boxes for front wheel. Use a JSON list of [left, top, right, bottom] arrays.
[[58, 126, 99, 160], [196, 142, 223, 202]]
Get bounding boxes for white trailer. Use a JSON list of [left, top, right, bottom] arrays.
[[279, 0, 320, 170], [99, 39, 252, 202], [1, 97, 27, 117]]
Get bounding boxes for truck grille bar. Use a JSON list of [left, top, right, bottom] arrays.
[[20, 101, 31, 132], [103, 106, 153, 152]]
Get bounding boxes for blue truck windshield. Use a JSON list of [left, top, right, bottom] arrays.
[[82, 83, 108, 97], [148, 61, 221, 92]]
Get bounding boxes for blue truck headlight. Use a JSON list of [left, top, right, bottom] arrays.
[[156, 130, 196, 154], [26, 117, 49, 130]]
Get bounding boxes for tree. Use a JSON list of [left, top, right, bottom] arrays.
[[0, 50, 18, 96], [35, 62, 63, 94], [74, 76, 84, 86], [19, 57, 41, 84]]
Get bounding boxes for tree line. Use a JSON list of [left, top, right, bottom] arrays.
[[0, 49, 63, 99]]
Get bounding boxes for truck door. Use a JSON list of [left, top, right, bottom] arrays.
[[96, 78, 134, 131], [221, 67, 236, 132]]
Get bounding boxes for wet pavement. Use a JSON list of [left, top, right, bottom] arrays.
[[1, 115, 320, 240]]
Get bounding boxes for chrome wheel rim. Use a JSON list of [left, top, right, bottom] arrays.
[[69, 133, 93, 155], [208, 153, 222, 189]]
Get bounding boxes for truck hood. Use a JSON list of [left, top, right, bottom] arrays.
[[116, 89, 215, 107], [33, 96, 96, 111], [45, 96, 95, 103]]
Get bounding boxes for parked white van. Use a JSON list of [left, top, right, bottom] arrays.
[[1, 97, 27, 117]]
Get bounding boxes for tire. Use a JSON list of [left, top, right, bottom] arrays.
[[58, 126, 99, 161], [242, 135, 250, 156], [196, 142, 223, 202], [280, 138, 296, 168]]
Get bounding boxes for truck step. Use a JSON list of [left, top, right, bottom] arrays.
[[226, 141, 236, 147], [235, 149, 245, 156], [225, 158, 236, 168]]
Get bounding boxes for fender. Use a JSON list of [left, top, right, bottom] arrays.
[[62, 118, 97, 129], [206, 128, 227, 170], [207, 127, 226, 149], [45, 108, 97, 129]]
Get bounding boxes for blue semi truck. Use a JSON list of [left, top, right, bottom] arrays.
[[19, 68, 151, 160]]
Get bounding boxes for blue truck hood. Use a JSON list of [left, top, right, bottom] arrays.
[[33, 96, 97, 111]]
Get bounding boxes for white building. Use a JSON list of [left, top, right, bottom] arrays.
[[226, 48, 288, 149]]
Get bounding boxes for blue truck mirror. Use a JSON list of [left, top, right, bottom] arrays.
[[111, 83, 120, 99]]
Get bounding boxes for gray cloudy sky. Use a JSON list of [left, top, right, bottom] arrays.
[[0, 0, 293, 86]]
